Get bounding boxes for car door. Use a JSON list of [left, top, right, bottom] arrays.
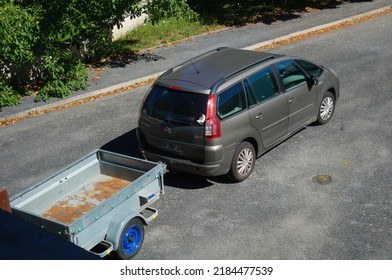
[[275, 60, 317, 133], [246, 66, 289, 148]]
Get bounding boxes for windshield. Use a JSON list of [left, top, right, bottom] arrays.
[[142, 85, 209, 126]]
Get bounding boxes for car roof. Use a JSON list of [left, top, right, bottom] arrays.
[[156, 47, 283, 93]]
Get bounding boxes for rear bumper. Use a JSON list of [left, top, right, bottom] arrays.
[[136, 129, 229, 176], [140, 149, 227, 177]]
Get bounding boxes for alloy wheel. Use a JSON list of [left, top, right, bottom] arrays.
[[320, 96, 334, 120], [237, 148, 254, 176]]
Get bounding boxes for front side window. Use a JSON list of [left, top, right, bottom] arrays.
[[217, 83, 246, 119], [142, 85, 208, 125], [275, 60, 307, 91], [247, 67, 279, 103], [296, 59, 323, 77]]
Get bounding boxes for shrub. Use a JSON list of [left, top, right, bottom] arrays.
[[145, 0, 199, 24], [0, 2, 38, 108], [0, 80, 20, 107], [37, 49, 87, 101]]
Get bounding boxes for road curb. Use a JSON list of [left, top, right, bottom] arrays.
[[1, 5, 391, 127], [244, 5, 392, 51]]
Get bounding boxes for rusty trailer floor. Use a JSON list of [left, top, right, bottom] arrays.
[[41, 174, 130, 225]]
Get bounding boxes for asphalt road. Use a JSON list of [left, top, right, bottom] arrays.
[[1, 11, 391, 259]]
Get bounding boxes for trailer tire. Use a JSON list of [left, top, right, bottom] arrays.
[[113, 218, 144, 259]]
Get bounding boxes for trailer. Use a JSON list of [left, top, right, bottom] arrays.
[[9, 149, 166, 259]]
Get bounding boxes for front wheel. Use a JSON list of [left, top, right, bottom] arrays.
[[316, 92, 335, 125], [228, 142, 256, 182], [113, 218, 144, 259]]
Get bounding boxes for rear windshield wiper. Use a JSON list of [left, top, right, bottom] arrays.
[[164, 117, 191, 126]]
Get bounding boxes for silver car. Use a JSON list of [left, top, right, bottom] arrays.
[[137, 47, 340, 181]]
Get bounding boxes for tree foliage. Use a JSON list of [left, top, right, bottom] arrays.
[[0, 0, 144, 108], [145, 0, 198, 24], [0, 2, 38, 66], [0, 1, 38, 106]]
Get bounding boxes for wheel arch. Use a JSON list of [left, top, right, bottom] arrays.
[[242, 137, 258, 156], [327, 87, 337, 100], [106, 210, 146, 251]]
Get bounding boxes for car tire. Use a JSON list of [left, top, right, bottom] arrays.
[[113, 218, 144, 260], [228, 142, 256, 182], [316, 91, 335, 125]]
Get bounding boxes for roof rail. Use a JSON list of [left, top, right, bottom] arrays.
[[160, 47, 229, 78]]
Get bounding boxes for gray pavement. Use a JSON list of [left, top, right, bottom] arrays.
[[0, 0, 391, 122]]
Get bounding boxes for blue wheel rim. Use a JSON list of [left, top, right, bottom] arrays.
[[122, 225, 142, 255]]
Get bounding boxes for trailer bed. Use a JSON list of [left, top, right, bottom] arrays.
[[41, 174, 131, 224]]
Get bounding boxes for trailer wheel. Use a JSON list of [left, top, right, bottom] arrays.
[[113, 218, 144, 259]]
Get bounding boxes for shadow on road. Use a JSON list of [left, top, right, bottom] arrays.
[[100, 129, 143, 158], [164, 171, 215, 190], [188, 0, 355, 26], [161, 165, 242, 189]]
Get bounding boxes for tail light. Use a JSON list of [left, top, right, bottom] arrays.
[[205, 95, 221, 140]]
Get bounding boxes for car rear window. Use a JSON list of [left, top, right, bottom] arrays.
[[142, 85, 208, 126]]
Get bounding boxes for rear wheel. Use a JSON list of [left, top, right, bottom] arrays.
[[228, 142, 255, 182], [113, 218, 144, 259], [316, 92, 335, 125]]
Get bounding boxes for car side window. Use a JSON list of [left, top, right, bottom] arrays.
[[275, 60, 307, 91], [217, 83, 246, 119], [247, 67, 279, 103], [295, 59, 323, 77]]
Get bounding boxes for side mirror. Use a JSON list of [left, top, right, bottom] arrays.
[[311, 75, 319, 85], [306, 75, 318, 90]]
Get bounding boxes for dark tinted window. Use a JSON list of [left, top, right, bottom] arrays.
[[248, 67, 279, 103], [142, 85, 208, 125], [296, 59, 323, 77], [217, 83, 246, 119], [276, 60, 307, 90]]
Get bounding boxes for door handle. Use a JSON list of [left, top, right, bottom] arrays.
[[256, 113, 263, 119], [288, 98, 295, 103]]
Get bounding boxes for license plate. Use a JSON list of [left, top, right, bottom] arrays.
[[160, 141, 182, 152]]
